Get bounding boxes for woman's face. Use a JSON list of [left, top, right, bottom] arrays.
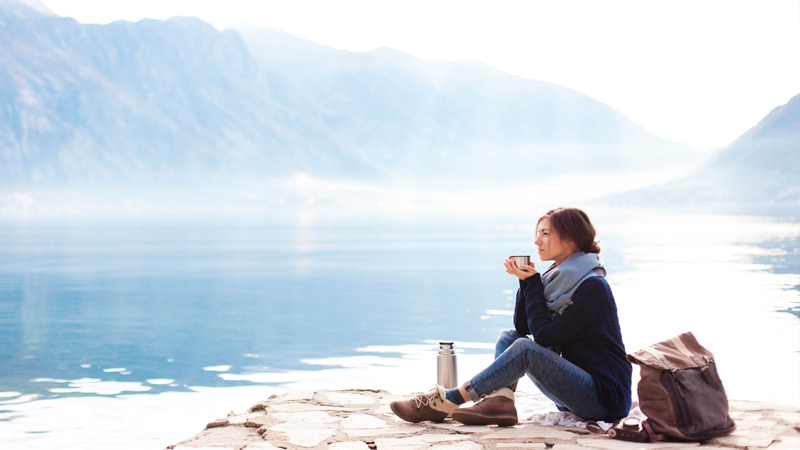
[[535, 218, 575, 265]]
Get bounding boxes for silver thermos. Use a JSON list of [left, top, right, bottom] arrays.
[[437, 341, 458, 388]]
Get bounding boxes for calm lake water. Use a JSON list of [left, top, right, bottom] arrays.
[[0, 210, 797, 449]]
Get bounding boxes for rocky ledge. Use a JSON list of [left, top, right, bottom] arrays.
[[167, 390, 800, 450]]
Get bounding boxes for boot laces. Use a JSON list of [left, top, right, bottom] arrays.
[[412, 391, 439, 409]]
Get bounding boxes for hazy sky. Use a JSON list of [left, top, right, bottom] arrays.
[[39, 0, 800, 152]]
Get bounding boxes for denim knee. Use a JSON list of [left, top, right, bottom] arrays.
[[498, 329, 522, 342], [496, 329, 525, 358], [507, 335, 540, 355]]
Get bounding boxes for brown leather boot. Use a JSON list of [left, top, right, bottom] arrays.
[[390, 385, 458, 423], [451, 387, 518, 426]]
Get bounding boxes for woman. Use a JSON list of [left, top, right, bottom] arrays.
[[391, 207, 631, 426]]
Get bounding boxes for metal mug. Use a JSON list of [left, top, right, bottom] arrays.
[[510, 255, 530, 268]]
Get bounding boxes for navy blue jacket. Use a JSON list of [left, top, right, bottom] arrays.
[[514, 274, 632, 421]]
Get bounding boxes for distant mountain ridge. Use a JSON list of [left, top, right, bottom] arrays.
[[0, 2, 356, 186], [606, 92, 800, 214], [0, 0, 701, 190], [231, 25, 700, 182]]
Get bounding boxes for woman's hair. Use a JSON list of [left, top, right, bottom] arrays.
[[537, 207, 601, 254]]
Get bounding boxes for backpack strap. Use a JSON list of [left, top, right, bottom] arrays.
[[586, 421, 606, 434], [670, 336, 723, 391], [642, 347, 696, 391], [585, 419, 666, 443], [642, 419, 666, 442]]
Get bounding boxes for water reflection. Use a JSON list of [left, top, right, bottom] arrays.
[[0, 219, 531, 401], [599, 213, 799, 407], [0, 212, 797, 448], [754, 235, 799, 319]]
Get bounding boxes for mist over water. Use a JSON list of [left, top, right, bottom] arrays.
[[0, 164, 701, 219], [1, 4, 797, 449], [0, 208, 797, 449]]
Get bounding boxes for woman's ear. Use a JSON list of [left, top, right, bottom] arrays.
[[568, 240, 579, 253]]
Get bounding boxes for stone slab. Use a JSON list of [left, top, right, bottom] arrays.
[[244, 443, 283, 450], [576, 438, 701, 450], [279, 391, 315, 402], [174, 447, 237, 450], [728, 402, 798, 413], [375, 434, 470, 450], [429, 422, 496, 433], [740, 412, 764, 422], [428, 442, 483, 450], [385, 413, 409, 423], [480, 424, 577, 441], [554, 426, 591, 435], [736, 419, 786, 434], [330, 442, 372, 450], [552, 444, 592, 450], [374, 404, 395, 416], [168, 390, 800, 450], [406, 435, 472, 444], [270, 403, 351, 412], [496, 443, 547, 449], [268, 411, 341, 447], [272, 410, 341, 424], [321, 392, 377, 405], [245, 416, 272, 428], [205, 418, 229, 428], [710, 429, 774, 449], [269, 422, 338, 448], [772, 411, 800, 424], [177, 426, 263, 448], [340, 414, 389, 429], [344, 426, 426, 437], [228, 411, 266, 425], [765, 436, 800, 450]]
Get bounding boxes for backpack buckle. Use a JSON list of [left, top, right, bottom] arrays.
[[701, 365, 723, 390]]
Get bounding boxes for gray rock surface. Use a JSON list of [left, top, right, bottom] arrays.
[[167, 390, 800, 450]]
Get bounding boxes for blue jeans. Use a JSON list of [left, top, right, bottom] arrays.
[[467, 329, 609, 421]]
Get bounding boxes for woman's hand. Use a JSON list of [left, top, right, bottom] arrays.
[[504, 258, 537, 280]]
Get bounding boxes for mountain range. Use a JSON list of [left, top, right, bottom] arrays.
[[607, 93, 799, 214], [0, 0, 700, 192], [1, 0, 796, 216]]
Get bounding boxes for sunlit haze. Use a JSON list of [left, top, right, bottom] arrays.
[[2, 3, 799, 447], [39, 0, 800, 152]]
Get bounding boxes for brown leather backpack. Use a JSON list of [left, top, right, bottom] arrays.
[[627, 331, 736, 440]]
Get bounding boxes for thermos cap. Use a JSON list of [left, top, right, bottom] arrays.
[[439, 341, 455, 354]]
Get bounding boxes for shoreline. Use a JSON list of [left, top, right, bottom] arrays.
[[2, 345, 799, 449], [168, 389, 800, 450]]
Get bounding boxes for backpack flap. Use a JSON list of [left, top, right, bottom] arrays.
[[627, 331, 720, 391]]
